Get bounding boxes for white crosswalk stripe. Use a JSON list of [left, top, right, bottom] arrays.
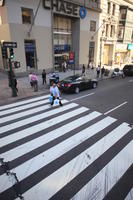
[[0, 94, 50, 111], [0, 95, 132, 200], [0, 99, 68, 124]]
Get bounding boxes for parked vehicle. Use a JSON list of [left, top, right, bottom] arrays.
[[59, 74, 98, 94], [123, 64, 133, 76], [111, 68, 125, 78]]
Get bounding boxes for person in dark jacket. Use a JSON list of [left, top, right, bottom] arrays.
[[82, 64, 86, 76], [101, 66, 105, 78], [42, 69, 46, 84]]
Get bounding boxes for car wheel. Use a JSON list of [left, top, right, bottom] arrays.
[[75, 87, 80, 94], [92, 82, 97, 89]]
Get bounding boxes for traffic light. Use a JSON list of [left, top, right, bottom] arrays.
[[10, 48, 14, 59], [1, 47, 8, 59]]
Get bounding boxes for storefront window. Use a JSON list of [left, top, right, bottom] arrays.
[[54, 16, 71, 33]]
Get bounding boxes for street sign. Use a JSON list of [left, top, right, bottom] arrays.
[[69, 51, 74, 64], [3, 41, 17, 48]]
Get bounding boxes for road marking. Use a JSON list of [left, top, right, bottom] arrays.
[[70, 93, 95, 102], [104, 102, 127, 115], [0, 116, 116, 193], [18, 122, 131, 200], [0, 94, 50, 111], [0, 100, 68, 124], [0, 106, 88, 147], [1, 111, 101, 162], [0, 102, 78, 135], [129, 80, 133, 82], [72, 132, 133, 200], [0, 99, 50, 117]]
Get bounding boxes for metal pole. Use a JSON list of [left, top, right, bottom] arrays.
[[74, 52, 75, 76], [8, 58, 17, 97], [28, 0, 42, 37], [51, 8, 55, 72]]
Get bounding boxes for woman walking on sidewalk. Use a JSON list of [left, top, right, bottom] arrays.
[[31, 72, 38, 92]]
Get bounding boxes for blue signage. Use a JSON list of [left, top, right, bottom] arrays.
[[79, 6, 87, 19], [54, 44, 71, 54], [128, 44, 133, 50], [25, 43, 35, 52]]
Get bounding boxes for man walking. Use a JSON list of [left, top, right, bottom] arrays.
[[42, 69, 46, 84], [50, 82, 63, 106]]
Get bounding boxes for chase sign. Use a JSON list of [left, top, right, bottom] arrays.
[[43, 0, 87, 19]]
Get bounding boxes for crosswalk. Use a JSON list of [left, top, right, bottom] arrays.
[[0, 94, 132, 200]]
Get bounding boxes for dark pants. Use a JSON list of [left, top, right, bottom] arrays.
[[51, 96, 63, 106], [33, 80, 38, 92], [42, 78, 46, 84]]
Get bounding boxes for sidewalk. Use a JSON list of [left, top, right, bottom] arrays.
[[0, 68, 111, 106]]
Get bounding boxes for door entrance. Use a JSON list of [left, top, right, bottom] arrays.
[[24, 40, 37, 70], [103, 45, 109, 65]]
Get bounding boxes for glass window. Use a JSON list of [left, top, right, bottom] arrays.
[[89, 42, 95, 63], [107, 2, 111, 14], [120, 8, 127, 20], [118, 27, 124, 39], [90, 21, 96, 32], [110, 25, 115, 37], [112, 4, 115, 15], [106, 24, 109, 37], [21, 8, 33, 24]]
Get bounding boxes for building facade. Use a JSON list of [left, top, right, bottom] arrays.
[[0, 0, 101, 74], [100, 0, 133, 68], [115, 0, 133, 66]]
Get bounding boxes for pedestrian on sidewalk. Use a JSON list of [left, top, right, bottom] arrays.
[[62, 61, 67, 72], [13, 74, 18, 93], [28, 72, 33, 87], [42, 69, 46, 84], [31, 72, 38, 92], [101, 66, 105, 79], [96, 64, 101, 78], [82, 64, 86, 76], [50, 82, 63, 107]]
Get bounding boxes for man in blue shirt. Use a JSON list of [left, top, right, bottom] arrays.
[[50, 82, 63, 106]]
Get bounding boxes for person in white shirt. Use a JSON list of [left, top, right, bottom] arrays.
[[50, 82, 63, 106]]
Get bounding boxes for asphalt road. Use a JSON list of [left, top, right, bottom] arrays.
[[62, 76, 133, 126], [0, 76, 133, 200]]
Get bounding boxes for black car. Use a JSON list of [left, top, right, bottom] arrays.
[[59, 74, 98, 94], [123, 64, 133, 76]]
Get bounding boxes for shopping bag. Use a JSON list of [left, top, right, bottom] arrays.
[[49, 95, 53, 103], [53, 99, 59, 106]]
